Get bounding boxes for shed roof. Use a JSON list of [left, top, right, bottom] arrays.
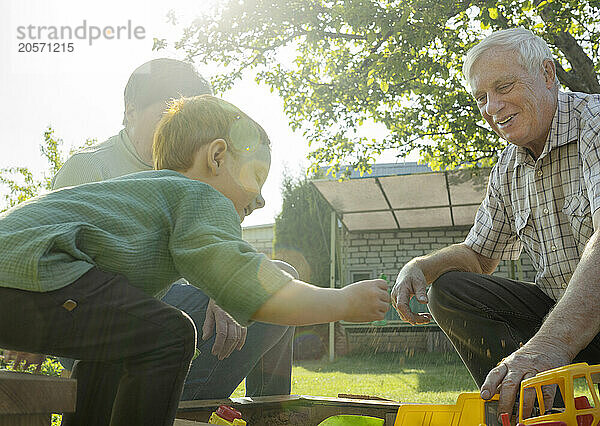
[[312, 163, 490, 232]]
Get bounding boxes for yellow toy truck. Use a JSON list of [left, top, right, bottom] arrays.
[[517, 362, 600, 426], [393, 362, 600, 426]]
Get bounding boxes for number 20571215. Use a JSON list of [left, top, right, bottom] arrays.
[[18, 42, 74, 53]]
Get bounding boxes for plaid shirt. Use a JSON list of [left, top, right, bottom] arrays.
[[465, 91, 600, 301]]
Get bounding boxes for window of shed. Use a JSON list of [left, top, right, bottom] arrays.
[[351, 271, 372, 282]]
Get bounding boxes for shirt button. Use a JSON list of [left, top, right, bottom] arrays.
[[537, 170, 543, 177], [551, 245, 557, 251], [543, 208, 549, 214], [562, 283, 567, 289]]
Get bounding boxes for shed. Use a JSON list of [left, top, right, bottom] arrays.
[[311, 163, 536, 358]]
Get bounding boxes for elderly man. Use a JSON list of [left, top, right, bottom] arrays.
[[392, 28, 600, 418], [50, 58, 296, 403]]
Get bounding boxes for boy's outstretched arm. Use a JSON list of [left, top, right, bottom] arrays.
[[252, 279, 390, 325]]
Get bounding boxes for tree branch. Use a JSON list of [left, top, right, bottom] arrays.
[[547, 30, 600, 93], [407, 129, 468, 144], [357, 29, 396, 73], [536, 3, 600, 93], [321, 31, 366, 41]]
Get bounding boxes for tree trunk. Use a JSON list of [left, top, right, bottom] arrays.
[[537, 6, 600, 94]]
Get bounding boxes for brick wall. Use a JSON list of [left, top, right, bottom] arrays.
[[242, 224, 274, 258], [342, 226, 536, 285], [341, 226, 537, 354], [240, 221, 540, 354], [346, 327, 454, 354]]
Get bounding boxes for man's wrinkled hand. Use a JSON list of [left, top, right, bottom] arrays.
[[202, 299, 247, 360], [391, 262, 432, 325], [480, 342, 571, 419], [1, 350, 46, 373]]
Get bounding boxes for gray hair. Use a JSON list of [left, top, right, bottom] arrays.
[[463, 28, 558, 87]]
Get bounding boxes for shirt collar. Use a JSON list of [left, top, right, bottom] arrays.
[[513, 91, 577, 168], [119, 129, 153, 168]]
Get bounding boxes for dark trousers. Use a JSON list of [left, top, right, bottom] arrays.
[[243, 324, 294, 398], [428, 271, 600, 388], [0, 268, 196, 426], [59, 280, 294, 402], [161, 281, 294, 400]]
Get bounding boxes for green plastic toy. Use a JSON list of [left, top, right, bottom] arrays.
[[317, 414, 385, 426]]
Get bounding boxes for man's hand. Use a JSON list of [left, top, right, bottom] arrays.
[[1, 350, 45, 373], [340, 279, 390, 322], [480, 341, 571, 419], [391, 261, 432, 325], [202, 299, 247, 360]]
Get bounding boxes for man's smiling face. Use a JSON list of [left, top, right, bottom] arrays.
[[469, 49, 557, 158]]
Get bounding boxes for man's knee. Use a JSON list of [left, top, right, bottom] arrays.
[[161, 281, 210, 314], [428, 271, 474, 320], [266, 324, 293, 342], [249, 322, 293, 348], [429, 271, 462, 304]]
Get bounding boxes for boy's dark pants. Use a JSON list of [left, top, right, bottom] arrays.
[[0, 268, 196, 426], [428, 271, 600, 388]]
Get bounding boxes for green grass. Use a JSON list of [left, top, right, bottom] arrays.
[[1, 351, 476, 425], [232, 351, 478, 404]]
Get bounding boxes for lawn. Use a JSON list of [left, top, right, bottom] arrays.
[[2, 350, 476, 425], [232, 351, 478, 404]]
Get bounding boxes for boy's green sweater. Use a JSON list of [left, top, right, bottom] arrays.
[[0, 170, 291, 326]]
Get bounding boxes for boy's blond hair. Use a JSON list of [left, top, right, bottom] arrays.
[[153, 95, 270, 171]]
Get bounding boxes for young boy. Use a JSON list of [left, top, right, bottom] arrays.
[[0, 95, 389, 426]]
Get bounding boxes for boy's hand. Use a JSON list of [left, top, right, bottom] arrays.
[[202, 299, 247, 360], [1, 350, 45, 373], [340, 279, 390, 322]]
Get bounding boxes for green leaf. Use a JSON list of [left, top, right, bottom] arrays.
[[162, 0, 600, 172]]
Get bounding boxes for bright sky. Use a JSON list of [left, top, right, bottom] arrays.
[[0, 0, 313, 227]]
